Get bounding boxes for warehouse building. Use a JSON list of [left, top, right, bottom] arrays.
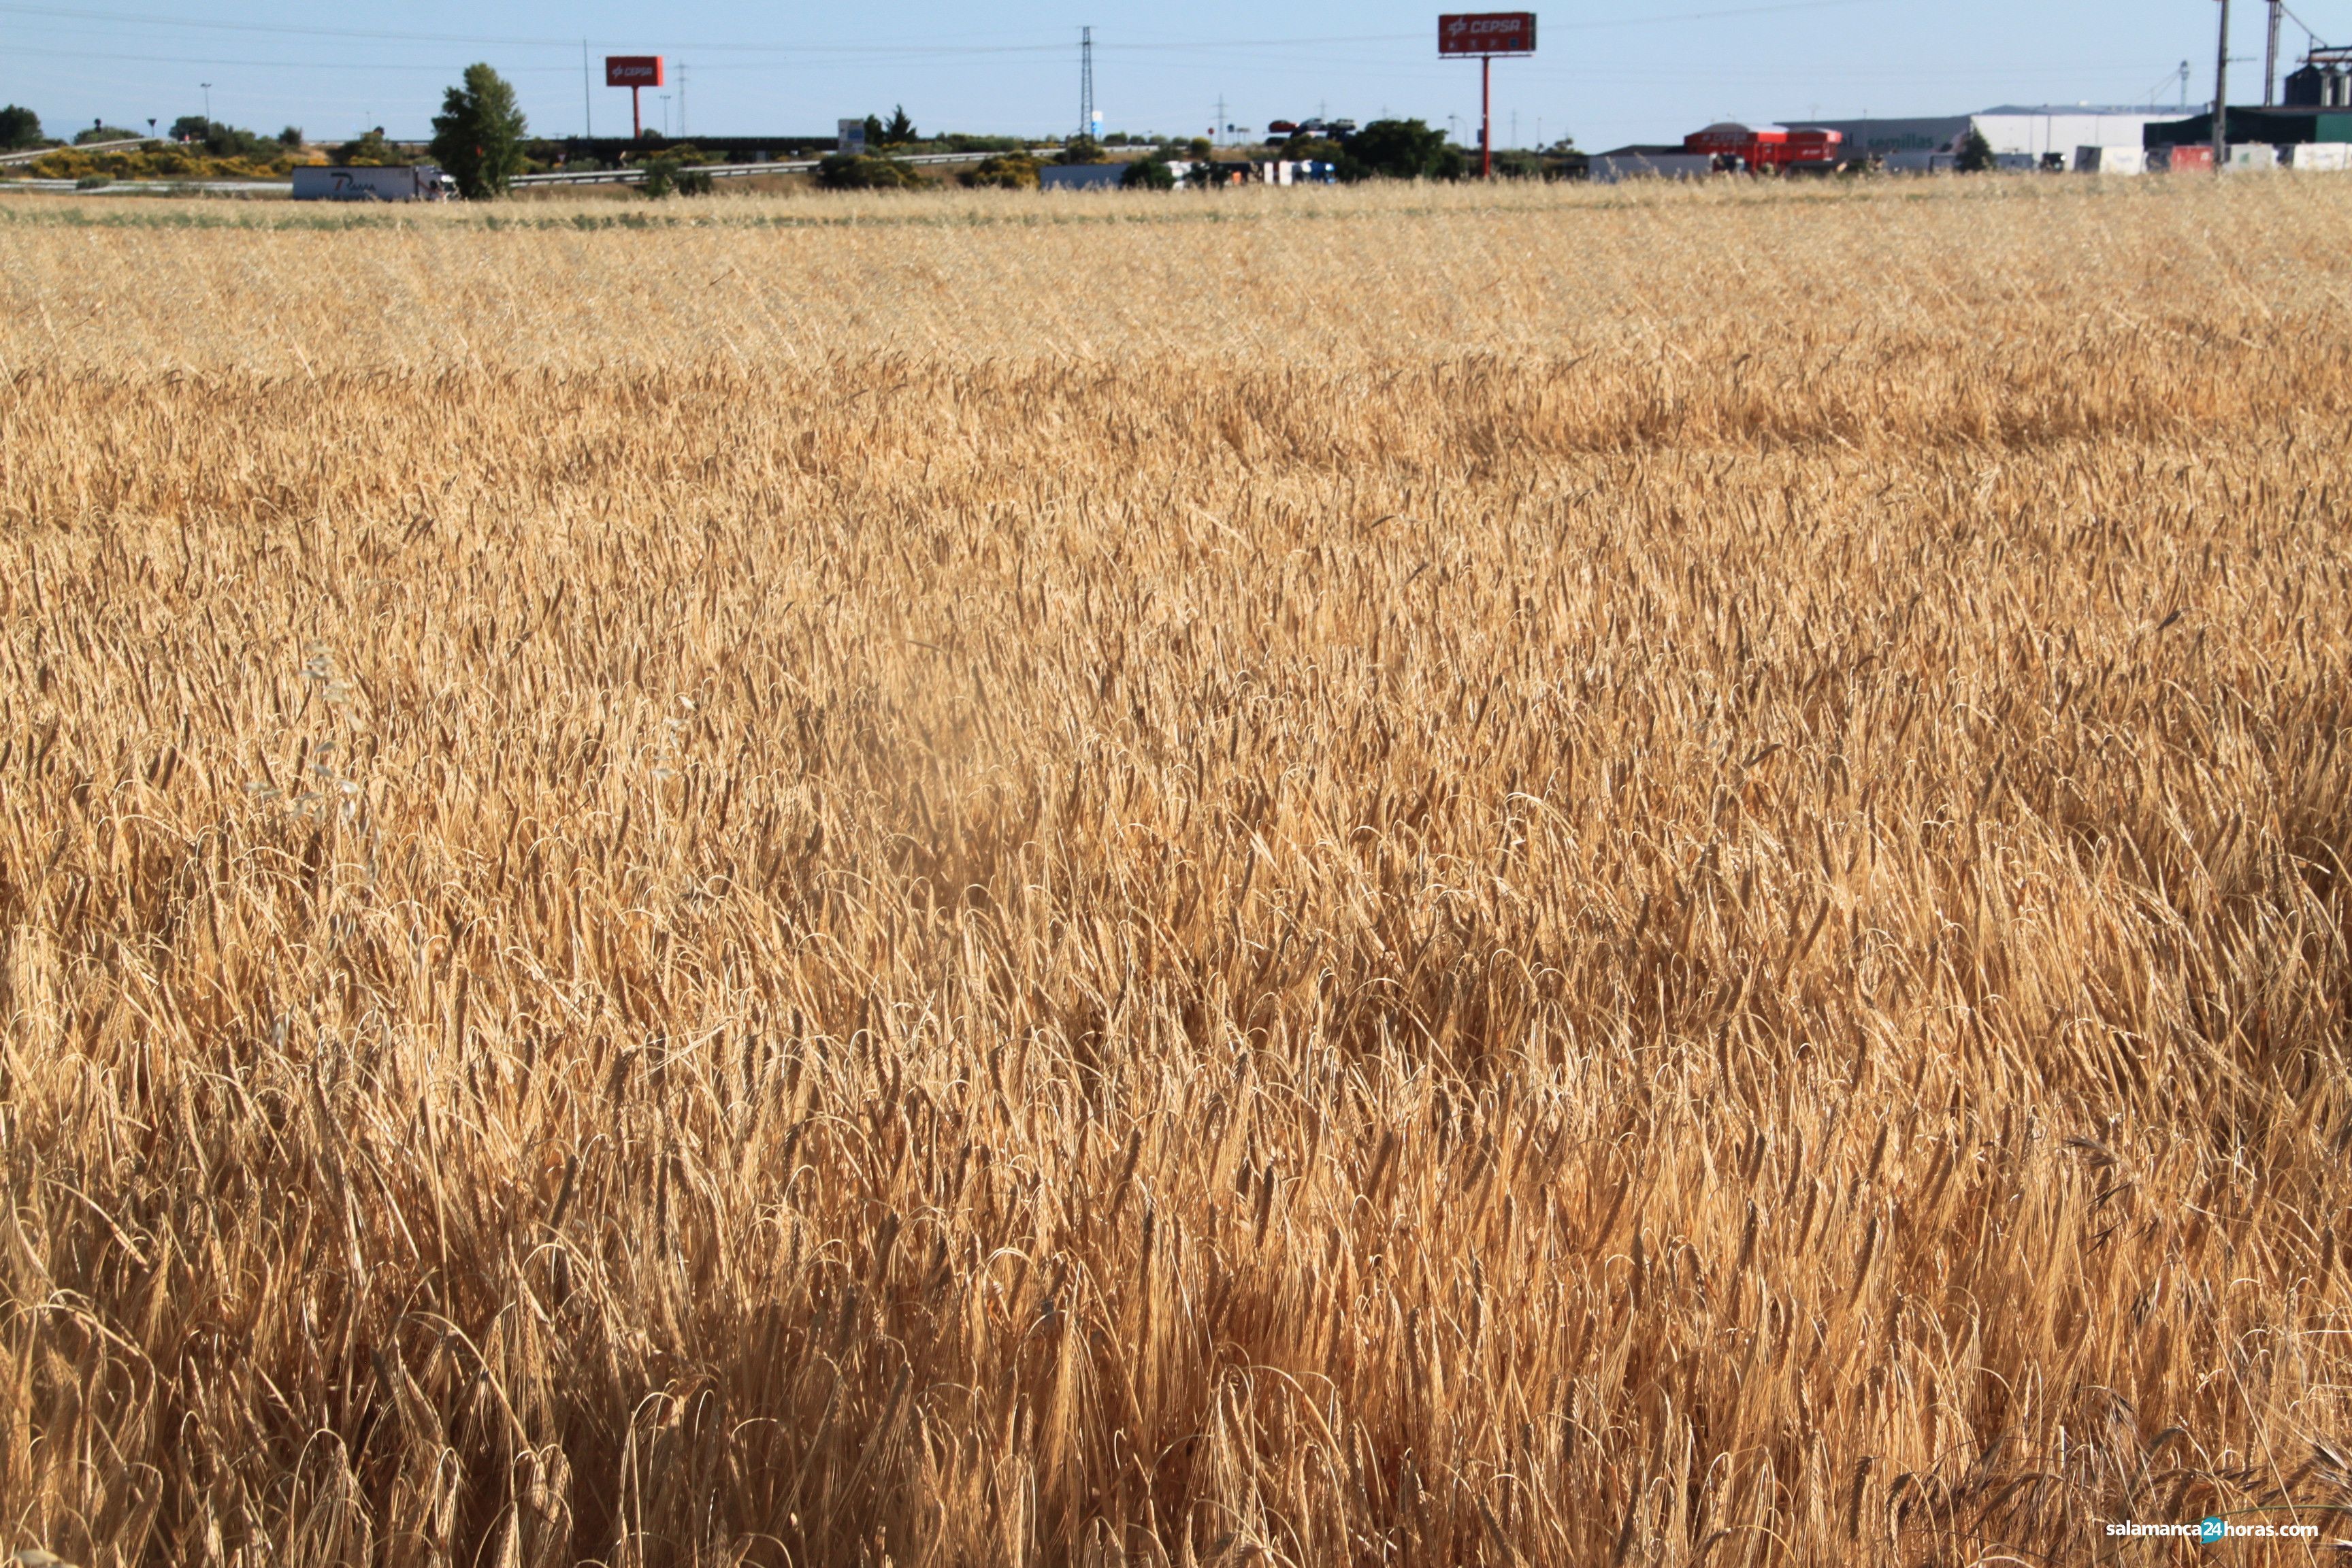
[[2141, 105, 2352, 150], [1791, 105, 2176, 170]]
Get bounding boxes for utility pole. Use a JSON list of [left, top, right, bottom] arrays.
[[679, 61, 687, 135], [583, 40, 593, 138], [2212, 0, 2232, 169], [1079, 27, 1094, 142], [2265, 0, 2283, 104], [2180, 59, 2191, 108], [1215, 93, 1225, 146], [200, 82, 212, 126]]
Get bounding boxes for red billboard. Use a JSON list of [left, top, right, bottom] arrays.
[[604, 55, 664, 88], [1439, 12, 1536, 56]]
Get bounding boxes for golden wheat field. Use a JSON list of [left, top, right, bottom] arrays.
[[1, 174, 2351, 1567]]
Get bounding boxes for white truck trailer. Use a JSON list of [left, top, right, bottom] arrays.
[[291, 165, 457, 201]]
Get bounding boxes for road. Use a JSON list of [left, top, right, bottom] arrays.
[[0, 177, 291, 195], [0, 135, 156, 166]]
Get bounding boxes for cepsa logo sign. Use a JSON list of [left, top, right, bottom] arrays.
[[1438, 12, 1537, 56], [604, 55, 664, 88]]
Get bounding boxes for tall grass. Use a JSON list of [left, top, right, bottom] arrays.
[[3, 174, 2351, 1566]]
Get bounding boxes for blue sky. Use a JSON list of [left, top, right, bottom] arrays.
[[0, 1, 2336, 151]]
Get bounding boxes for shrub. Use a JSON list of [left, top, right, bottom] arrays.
[[429, 63, 527, 199], [641, 154, 719, 197], [333, 129, 401, 167], [169, 116, 272, 160], [817, 153, 921, 190], [1956, 127, 1997, 174], [959, 152, 1040, 190], [1121, 159, 1175, 191], [1055, 136, 1107, 165], [75, 124, 142, 146]]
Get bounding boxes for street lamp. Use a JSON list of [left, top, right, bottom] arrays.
[[200, 83, 212, 126]]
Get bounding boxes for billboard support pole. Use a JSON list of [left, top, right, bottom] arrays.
[[1482, 54, 1492, 176], [1439, 15, 1532, 174], [632, 85, 642, 140]]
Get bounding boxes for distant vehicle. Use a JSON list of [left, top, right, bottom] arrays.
[[291, 165, 457, 201], [1682, 122, 1844, 172], [1268, 120, 1301, 135]]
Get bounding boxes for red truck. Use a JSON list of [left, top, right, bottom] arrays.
[[1682, 122, 1845, 172]]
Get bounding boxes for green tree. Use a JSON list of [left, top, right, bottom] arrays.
[[429, 63, 527, 199], [1955, 126, 1997, 174], [278, 126, 304, 148], [1338, 118, 1461, 181], [1120, 157, 1175, 190], [881, 105, 917, 146], [1055, 135, 1107, 165], [0, 105, 42, 149]]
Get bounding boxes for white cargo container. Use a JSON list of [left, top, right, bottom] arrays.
[[2285, 142, 2351, 170], [1588, 150, 1716, 182], [1037, 163, 1127, 191], [291, 165, 457, 201], [2073, 144, 2145, 174], [2225, 144, 2280, 172]]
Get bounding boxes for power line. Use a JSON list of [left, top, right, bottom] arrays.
[[2281, 1, 2335, 45], [0, 41, 582, 71], [0, 0, 1886, 60]]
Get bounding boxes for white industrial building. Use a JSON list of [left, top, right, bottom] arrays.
[[1792, 105, 2179, 171]]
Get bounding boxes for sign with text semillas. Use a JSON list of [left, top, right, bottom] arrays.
[[604, 56, 664, 88], [1438, 12, 1536, 56]]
